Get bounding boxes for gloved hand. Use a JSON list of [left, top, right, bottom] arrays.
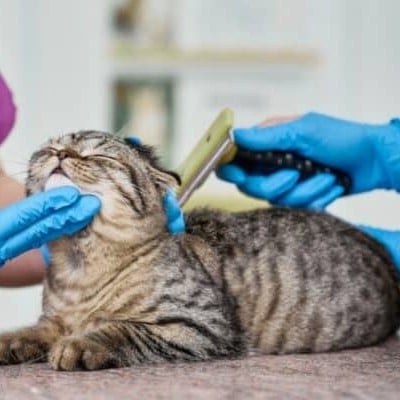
[[0, 73, 17, 145], [163, 189, 185, 234], [358, 225, 400, 278], [125, 137, 185, 234], [0, 187, 101, 266], [217, 112, 400, 209]]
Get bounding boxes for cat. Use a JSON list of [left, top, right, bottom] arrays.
[[0, 130, 398, 371]]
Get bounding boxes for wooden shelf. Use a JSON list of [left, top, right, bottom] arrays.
[[111, 42, 319, 66], [111, 45, 319, 77]]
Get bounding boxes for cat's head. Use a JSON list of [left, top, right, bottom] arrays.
[[27, 131, 180, 237]]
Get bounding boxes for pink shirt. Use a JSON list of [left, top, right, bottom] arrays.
[[0, 74, 16, 145]]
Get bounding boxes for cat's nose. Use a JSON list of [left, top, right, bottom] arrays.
[[56, 148, 80, 161], [58, 150, 69, 160], [57, 149, 79, 160]]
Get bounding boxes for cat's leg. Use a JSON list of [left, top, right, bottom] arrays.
[[0, 316, 64, 364], [49, 319, 236, 371]]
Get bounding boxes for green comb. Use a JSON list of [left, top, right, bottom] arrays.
[[176, 108, 236, 206], [114, 122, 132, 140]]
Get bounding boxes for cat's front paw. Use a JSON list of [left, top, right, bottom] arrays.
[[0, 334, 47, 364], [49, 337, 118, 371]]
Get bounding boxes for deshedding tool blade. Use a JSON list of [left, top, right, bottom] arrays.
[[176, 109, 235, 206]]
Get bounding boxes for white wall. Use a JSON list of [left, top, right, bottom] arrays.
[[0, 0, 110, 175], [341, 0, 400, 121], [1, 0, 400, 330]]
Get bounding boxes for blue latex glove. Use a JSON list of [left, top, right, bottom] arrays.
[[0, 187, 101, 266], [163, 189, 185, 234], [359, 225, 400, 278], [125, 136, 185, 234], [217, 113, 400, 209]]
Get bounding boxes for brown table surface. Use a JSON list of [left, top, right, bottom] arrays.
[[0, 336, 399, 400]]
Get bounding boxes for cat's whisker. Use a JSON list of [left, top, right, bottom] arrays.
[[25, 353, 47, 364], [0, 155, 29, 161], [0, 160, 29, 167], [0, 156, 31, 165], [0, 170, 29, 179]]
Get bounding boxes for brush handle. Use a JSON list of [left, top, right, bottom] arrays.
[[235, 149, 352, 194]]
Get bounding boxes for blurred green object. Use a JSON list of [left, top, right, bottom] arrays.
[[184, 192, 269, 212], [176, 108, 235, 206]]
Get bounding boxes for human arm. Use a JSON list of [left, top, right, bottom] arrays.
[[0, 179, 101, 286], [0, 172, 47, 286], [0, 73, 46, 285], [359, 225, 400, 277], [217, 113, 400, 208]]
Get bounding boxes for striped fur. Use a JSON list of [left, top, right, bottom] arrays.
[[0, 131, 398, 371]]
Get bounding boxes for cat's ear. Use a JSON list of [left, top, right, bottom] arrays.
[[147, 165, 181, 191], [124, 139, 181, 190]]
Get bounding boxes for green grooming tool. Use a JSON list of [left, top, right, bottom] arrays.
[[176, 108, 236, 206], [175, 108, 352, 207], [114, 122, 132, 140]]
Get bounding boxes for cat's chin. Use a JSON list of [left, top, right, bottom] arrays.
[[43, 173, 100, 199], [44, 173, 81, 192]]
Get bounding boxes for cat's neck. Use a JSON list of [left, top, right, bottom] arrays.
[[47, 212, 169, 278], [43, 223, 170, 322]]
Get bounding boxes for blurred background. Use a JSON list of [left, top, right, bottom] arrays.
[[1, 0, 400, 329]]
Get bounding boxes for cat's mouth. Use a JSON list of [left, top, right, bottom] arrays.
[[44, 166, 80, 192], [51, 166, 68, 177]]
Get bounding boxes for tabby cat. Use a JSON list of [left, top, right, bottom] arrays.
[[0, 131, 398, 371]]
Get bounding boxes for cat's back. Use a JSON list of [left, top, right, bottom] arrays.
[[186, 207, 400, 353]]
